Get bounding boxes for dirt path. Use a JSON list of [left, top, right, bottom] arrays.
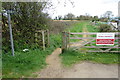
[[36, 24, 118, 78], [37, 48, 63, 78]]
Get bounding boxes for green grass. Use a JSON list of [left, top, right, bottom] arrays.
[[3, 49, 48, 78], [86, 24, 99, 32], [68, 21, 87, 42], [68, 21, 85, 32], [2, 34, 62, 78], [60, 49, 119, 67]]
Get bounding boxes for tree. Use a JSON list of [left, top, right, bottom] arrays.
[[104, 11, 113, 19], [54, 16, 58, 20], [2, 2, 51, 52], [64, 13, 75, 20], [58, 15, 62, 20], [77, 15, 93, 20], [93, 16, 99, 21]]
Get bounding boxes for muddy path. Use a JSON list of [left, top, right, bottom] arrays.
[[36, 24, 118, 78]]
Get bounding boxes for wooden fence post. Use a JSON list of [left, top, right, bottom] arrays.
[[62, 32, 65, 53], [65, 32, 67, 50], [68, 31, 70, 49], [47, 29, 50, 47], [66, 32, 68, 49], [42, 30, 45, 50], [62, 32, 64, 50], [35, 32, 38, 42], [35, 29, 51, 50], [62, 32, 69, 53]]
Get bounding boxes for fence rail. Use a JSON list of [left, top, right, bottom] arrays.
[[70, 32, 120, 35], [70, 42, 119, 44], [88, 51, 120, 52], [70, 37, 120, 39]]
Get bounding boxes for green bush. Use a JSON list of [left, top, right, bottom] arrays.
[[2, 2, 51, 53], [98, 24, 112, 32]]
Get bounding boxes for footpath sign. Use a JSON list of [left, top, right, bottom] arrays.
[[96, 33, 115, 45]]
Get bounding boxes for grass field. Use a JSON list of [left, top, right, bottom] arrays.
[[60, 21, 119, 67]]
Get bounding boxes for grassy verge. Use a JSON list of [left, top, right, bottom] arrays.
[[2, 34, 61, 78], [60, 50, 119, 67]]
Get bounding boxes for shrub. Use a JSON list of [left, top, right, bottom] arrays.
[[98, 24, 112, 32]]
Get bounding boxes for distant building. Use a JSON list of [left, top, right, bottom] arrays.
[[118, 1, 120, 17]]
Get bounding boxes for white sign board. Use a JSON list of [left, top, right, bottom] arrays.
[[96, 33, 115, 45]]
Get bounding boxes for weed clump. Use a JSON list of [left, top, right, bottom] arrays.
[[98, 24, 112, 32]]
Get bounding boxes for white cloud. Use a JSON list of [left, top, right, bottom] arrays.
[[47, 0, 120, 19]]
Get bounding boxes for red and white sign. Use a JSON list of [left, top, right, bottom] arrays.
[[96, 33, 115, 45]]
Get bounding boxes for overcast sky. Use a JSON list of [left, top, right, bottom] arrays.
[[46, 0, 120, 19]]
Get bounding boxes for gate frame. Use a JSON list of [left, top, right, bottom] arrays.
[[62, 32, 120, 53]]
